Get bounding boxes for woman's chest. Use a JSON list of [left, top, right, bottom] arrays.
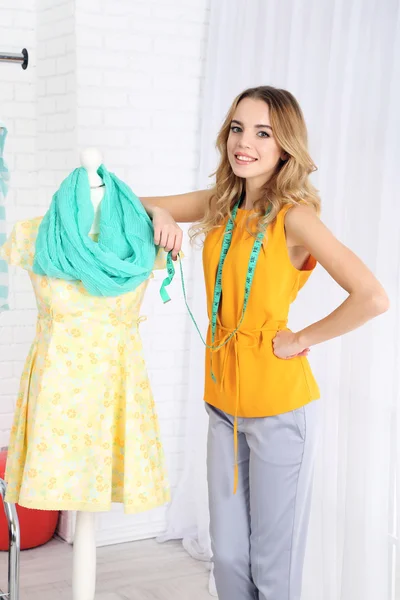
[[203, 222, 297, 305]]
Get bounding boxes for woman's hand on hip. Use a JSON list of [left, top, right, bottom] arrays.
[[272, 330, 310, 360], [152, 207, 183, 261]]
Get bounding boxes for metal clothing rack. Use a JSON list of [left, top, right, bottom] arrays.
[[0, 46, 27, 599], [0, 479, 20, 600], [0, 46, 26, 599], [0, 49, 29, 70]]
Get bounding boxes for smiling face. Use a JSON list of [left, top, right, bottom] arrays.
[[227, 97, 286, 189]]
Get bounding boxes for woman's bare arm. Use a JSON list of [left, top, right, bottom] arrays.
[[140, 189, 213, 224], [272, 204, 389, 359], [287, 204, 389, 347], [139, 189, 213, 259]]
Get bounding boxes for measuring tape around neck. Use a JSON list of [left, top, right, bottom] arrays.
[[160, 200, 270, 381]]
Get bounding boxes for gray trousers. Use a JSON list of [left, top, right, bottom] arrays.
[[206, 400, 320, 600]]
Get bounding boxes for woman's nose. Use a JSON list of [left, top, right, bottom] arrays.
[[238, 137, 252, 149]]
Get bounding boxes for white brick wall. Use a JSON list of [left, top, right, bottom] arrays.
[[1, 0, 210, 540], [0, 0, 38, 447], [36, 0, 77, 198]]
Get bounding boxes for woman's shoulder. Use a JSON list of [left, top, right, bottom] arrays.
[[277, 200, 319, 225]]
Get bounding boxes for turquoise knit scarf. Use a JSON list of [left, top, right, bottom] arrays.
[[33, 165, 173, 300]]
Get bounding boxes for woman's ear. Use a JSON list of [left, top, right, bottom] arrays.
[[281, 151, 289, 161]]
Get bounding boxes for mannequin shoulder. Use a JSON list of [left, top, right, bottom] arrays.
[[0, 217, 43, 268], [14, 216, 43, 244]]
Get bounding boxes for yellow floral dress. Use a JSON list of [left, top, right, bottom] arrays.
[[0, 218, 170, 513]]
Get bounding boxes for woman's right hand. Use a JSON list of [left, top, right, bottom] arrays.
[[152, 207, 183, 261]]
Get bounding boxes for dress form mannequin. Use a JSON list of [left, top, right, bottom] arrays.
[[72, 148, 105, 600], [0, 146, 169, 598]]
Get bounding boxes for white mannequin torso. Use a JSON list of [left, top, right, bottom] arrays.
[[79, 147, 105, 236]]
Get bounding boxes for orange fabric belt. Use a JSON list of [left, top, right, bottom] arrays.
[[210, 320, 287, 494]]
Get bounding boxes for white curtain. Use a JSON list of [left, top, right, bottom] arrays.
[[159, 1, 400, 598]]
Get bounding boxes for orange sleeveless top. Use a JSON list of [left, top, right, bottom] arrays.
[[203, 204, 320, 420]]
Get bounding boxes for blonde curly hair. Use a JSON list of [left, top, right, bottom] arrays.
[[190, 86, 320, 243]]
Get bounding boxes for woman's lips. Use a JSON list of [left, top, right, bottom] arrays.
[[234, 153, 257, 165]]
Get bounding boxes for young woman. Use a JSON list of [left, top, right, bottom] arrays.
[[140, 86, 389, 600]]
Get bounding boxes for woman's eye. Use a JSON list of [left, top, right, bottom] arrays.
[[258, 131, 270, 138], [230, 126, 242, 133]]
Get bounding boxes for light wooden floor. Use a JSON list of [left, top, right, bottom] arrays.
[[0, 537, 213, 600]]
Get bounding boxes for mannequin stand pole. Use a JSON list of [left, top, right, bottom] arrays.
[[72, 512, 96, 600]]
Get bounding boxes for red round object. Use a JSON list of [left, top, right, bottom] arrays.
[[0, 449, 59, 550]]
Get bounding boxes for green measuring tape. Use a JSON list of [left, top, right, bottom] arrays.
[[160, 200, 270, 382]]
